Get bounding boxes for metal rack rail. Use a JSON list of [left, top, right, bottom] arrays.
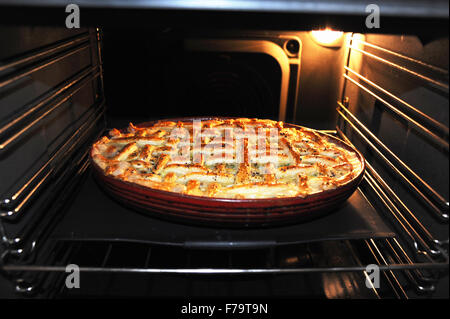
[[1, 226, 447, 298], [0, 28, 105, 255], [336, 34, 449, 293], [342, 36, 449, 218]]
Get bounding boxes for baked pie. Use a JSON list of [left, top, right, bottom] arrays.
[[91, 118, 363, 199]]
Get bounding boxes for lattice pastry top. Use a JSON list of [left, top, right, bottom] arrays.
[[91, 118, 363, 199]]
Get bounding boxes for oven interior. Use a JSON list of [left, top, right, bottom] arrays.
[[0, 4, 448, 299]]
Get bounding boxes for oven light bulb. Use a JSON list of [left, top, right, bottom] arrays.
[[311, 29, 344, 46]]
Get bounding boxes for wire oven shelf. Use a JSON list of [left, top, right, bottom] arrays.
[[1, 154, 447, 298], [2, 234, 448, 298]]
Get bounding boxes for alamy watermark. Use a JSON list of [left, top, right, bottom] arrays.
[[160, 120, 280, 167], [366, 4, 380, 29], [365, 264, 380, 289], [65, 4, 80, 29], [65, 264, 80, 289]]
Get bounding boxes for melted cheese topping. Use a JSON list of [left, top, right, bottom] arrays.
[[91, 118, 363, 199]]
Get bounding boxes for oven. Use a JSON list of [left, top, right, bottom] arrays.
[[0, 0, 448, 300]]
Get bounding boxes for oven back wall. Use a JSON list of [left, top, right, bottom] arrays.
[[293, 31, 349, 129], [101, 29, 346, 129], [102, 29, 281, 125]]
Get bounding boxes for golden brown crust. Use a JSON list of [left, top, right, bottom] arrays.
[[154, 154, 171, 174], [92, 117, 363, 199]]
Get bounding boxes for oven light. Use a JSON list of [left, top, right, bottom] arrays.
[[311, 29, 344, 46]]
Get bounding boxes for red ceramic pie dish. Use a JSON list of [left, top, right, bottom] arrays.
[[90, 117, 366, 227]]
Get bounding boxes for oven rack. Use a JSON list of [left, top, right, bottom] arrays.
[[0, 26, 107, 292], [336, 123, 443, 256], [334, 34, 449, 295], [0, 138, 447, 297], [0, 102, 105, 246], [0, 27, 105, 246], [0, 153, 447, 298], [0, 127, 104, 260], [0, 139, 100, 292], [338, 34, 449, 257], [2, 236, 447, 298]]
